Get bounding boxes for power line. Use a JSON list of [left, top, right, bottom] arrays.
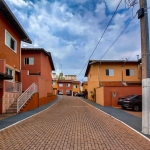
[[99, 14, 137, 60], [76, 0, 123, 78]]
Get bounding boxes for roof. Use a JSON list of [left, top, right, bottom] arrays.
[[100, 81, 124, 87], [0, 0, 32, 44], [81, 81, 88, 86], [85, 59, 139, 77], [99, 81, 142, 87], [21, 48, 55, 70], [0, 72, 13, 80], [57, 80, 73, 83], [72, 81, 80, 84]]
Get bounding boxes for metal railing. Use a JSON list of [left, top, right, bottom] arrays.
[[5, 81, 22, 92], [17, 83, 38, 113]]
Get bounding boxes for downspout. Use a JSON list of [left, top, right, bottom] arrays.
[[98, 61, 102, 87], [122, 59, 127, 83]]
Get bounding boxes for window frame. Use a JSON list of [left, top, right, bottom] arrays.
[[106, 69, 114, 76], [24, 58, 34, 65], [6, 67, 13, 77], [74, 85, 77, 88], [52, 81, 56, 85], [59, 83, 63, 87], [126, 69, 134, 76], [5, 30, 17, 52], [66, 83, 70, 87]]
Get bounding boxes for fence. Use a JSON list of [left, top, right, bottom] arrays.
[[5, 80, 22, 92]]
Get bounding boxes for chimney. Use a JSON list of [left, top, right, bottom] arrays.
[[137, 55, 139, 60]]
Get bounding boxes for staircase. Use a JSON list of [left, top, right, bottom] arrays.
[[5, 83, 38, 114], [5, 100, 17, 114]]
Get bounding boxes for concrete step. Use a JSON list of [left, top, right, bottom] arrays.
[[5, 109, 17, 113]]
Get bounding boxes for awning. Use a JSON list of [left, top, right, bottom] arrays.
[[0, 72, 13, 80]]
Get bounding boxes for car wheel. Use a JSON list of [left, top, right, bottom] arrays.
[[121, 106, 126, 109], [132, 105, 140, 111]]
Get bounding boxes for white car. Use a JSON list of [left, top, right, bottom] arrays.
[[58, 91, 63, 95]]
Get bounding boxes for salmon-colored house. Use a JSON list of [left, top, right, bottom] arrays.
[[0, 0, 32, 114], [57, 80, 73, 95], [85, 60, 142, 107], [54, 79, 80, 96], [21, 48, 55, 102]]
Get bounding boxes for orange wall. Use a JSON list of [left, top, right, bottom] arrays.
[[96, 87, 104, 106], [0, 59, 5, 73], [88, 62, 141, 82], [20, 93, 39, 113], [72, 83, 80, 93], [21, 51, 41, 74], [41, 52, 52, 81], [39, 95, 57, 106], [0, 12, 21, 71], [21, 70, 38, 91], [20, 94, 57, 113], [21, 70, 53, 98], [82, 83, 88, 91], [38, 76, 52, 98], [87, 62, 141, 99], [21, 51, 52, 82], [52, 80, 57, 89], [96, 86, 142, 107]]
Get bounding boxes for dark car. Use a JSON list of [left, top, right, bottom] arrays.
[[76, 93, 85, 97], [118, 95, 142, 111], [66, 91, 71, 96]]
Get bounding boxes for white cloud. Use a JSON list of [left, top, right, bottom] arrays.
[[6, 0, 28, 7], [5, 0, 143, 78]]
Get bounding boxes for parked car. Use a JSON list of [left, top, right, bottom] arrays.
[[118, 95, 142, 111], [58, 91, 63, 95], [76, 93, 85, 97], [66, 91, 71, 96]]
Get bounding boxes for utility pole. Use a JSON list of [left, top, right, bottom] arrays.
[[138, 0, 150, 135]]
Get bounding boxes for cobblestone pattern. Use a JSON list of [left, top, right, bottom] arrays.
[[0, 96, 150, 150]]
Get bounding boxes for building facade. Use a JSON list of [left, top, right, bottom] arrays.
[[21, 48, 55, 99], [0, 0, 32, 113], [85, 60, 142, 106]]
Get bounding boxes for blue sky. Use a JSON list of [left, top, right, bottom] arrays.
[[5, 0, 150, 81]]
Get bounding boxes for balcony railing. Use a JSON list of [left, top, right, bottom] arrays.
[[5, 80, 22, 92]]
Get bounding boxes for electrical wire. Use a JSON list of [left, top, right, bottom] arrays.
[[99, 13, 137, 60], [76, 0, 123, 78]]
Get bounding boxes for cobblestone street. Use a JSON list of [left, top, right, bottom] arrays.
[[0, 96, 150, 150]]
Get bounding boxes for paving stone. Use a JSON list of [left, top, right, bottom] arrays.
[[0, 96, 150, 150]]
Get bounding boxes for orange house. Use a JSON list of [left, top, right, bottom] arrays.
[[0, 0, 32, 113], [81, 81, 88, 92], [85, 60, 142, 106], [72, 81, 80, 95], [21, 48, 55, 101]]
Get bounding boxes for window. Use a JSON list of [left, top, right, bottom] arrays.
[[52, 81, 56, 85], [59, 83, 63, 87], [66, 83, 70, 87], [6, 67, 13, 76], [74, 85, 77, 88], [24, 58, 34, 65], [5, 30, 16, 52], [126, 69, 134, 76], [106, 69, 114, 76]]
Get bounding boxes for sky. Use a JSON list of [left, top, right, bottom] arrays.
[[5, 0, 150, 81]]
